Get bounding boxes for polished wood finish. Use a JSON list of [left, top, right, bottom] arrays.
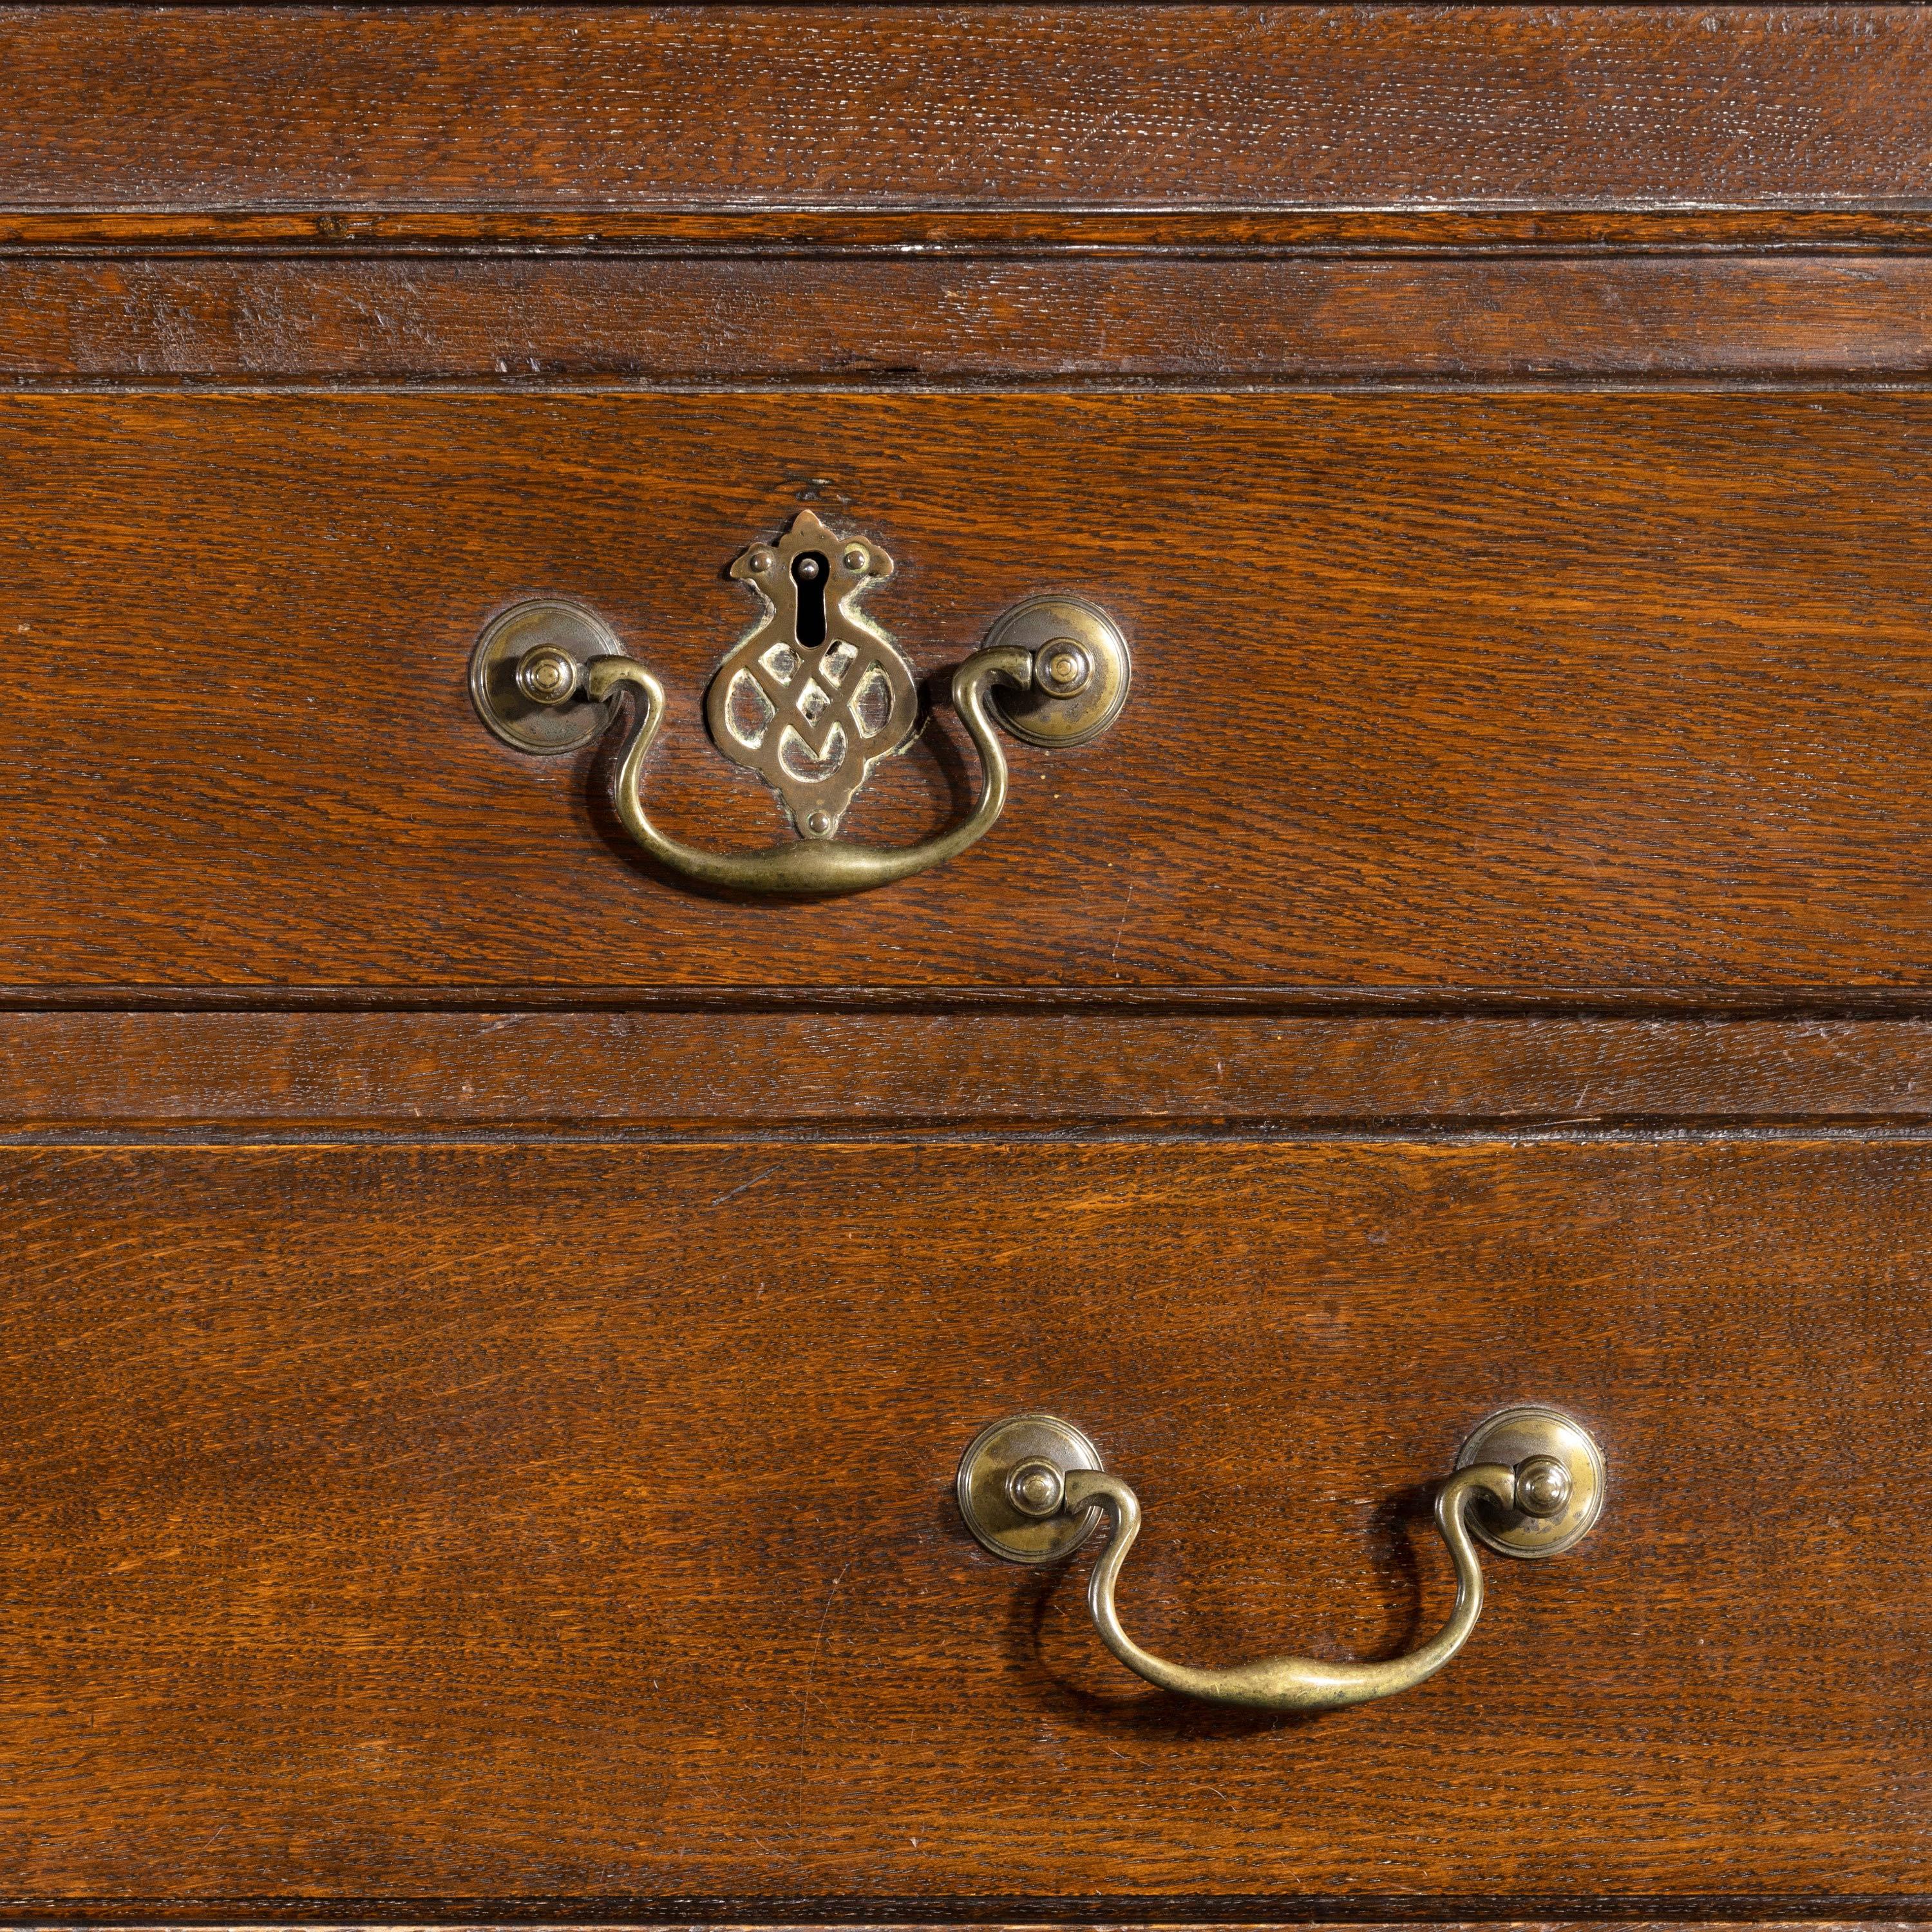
[[15, 1923, 1932, 1932], [9, 209, 1932, 249], [3, 1138, 1929, 1902], [11, 253, 1932, 386], [6, 6, 1928, 220], [6, 1011, 1932, 1132], [6, 2, 1927, 1919], [5, 392, 1932, 994]]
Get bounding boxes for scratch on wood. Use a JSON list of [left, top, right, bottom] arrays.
[[708, 1163, 778, 1206]]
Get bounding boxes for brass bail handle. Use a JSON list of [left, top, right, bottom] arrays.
[[469, 515, 1130, 896], [956, 1405, 1605, 1713]]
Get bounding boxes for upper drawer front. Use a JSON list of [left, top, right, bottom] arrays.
[[3, 391, 1930, 992]]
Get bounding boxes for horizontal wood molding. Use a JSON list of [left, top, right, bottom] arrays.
[[8, 213, 1932, 251], [7, 1013, 1932, 1132], [7, 254, 1932, 384], [3, 6, 1929, 227], [9, 1920, 1932, 1931]]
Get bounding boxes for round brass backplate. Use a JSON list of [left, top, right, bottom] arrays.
[[471, 598, 628, 754], [956, 1412, 1106, 1565], [1455, 1403, 1607, 1560], [983, 595, 1132, 750]]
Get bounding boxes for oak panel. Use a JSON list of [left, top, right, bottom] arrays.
[[14, 1922, 1931, 1932], [3, 393, 1932, 993], [1, 1138, 1927, 1900]]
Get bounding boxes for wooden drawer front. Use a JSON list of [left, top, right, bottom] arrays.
[[3, 1137, 1926, 1904], [5, 392, 1932, 995]]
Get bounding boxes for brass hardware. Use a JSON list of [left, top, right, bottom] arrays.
[[471, 514, 1130, 895], [469, 598, 627, 754], [708, 511, 919, 835], [956, 1405, 1605, 1713], [956, 1412, 1106, 1566], [981, 594, 1132, 749], [1454, 1402, 1606, 1559]]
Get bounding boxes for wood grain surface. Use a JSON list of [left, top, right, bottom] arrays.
[[12, 1922, 1932, 1932], [8, 210, 1932, 250], [4, 391, 1932, 994], [8, 5, 1929, 1916], [4, 6, 1929, 218], [17, 1924, 1932, 1932], [10, 253, 1932, 386], [6, 1012, 1932, 1132], [1, 1137, 1928, 1902]]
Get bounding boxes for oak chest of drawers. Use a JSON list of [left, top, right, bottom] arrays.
[[4, 5, 1931, 1929]]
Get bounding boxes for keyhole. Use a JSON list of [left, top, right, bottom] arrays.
[[792, 552, 828, 650]]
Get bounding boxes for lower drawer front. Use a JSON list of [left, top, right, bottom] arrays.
[[2, 1138, 1924, 1900]]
